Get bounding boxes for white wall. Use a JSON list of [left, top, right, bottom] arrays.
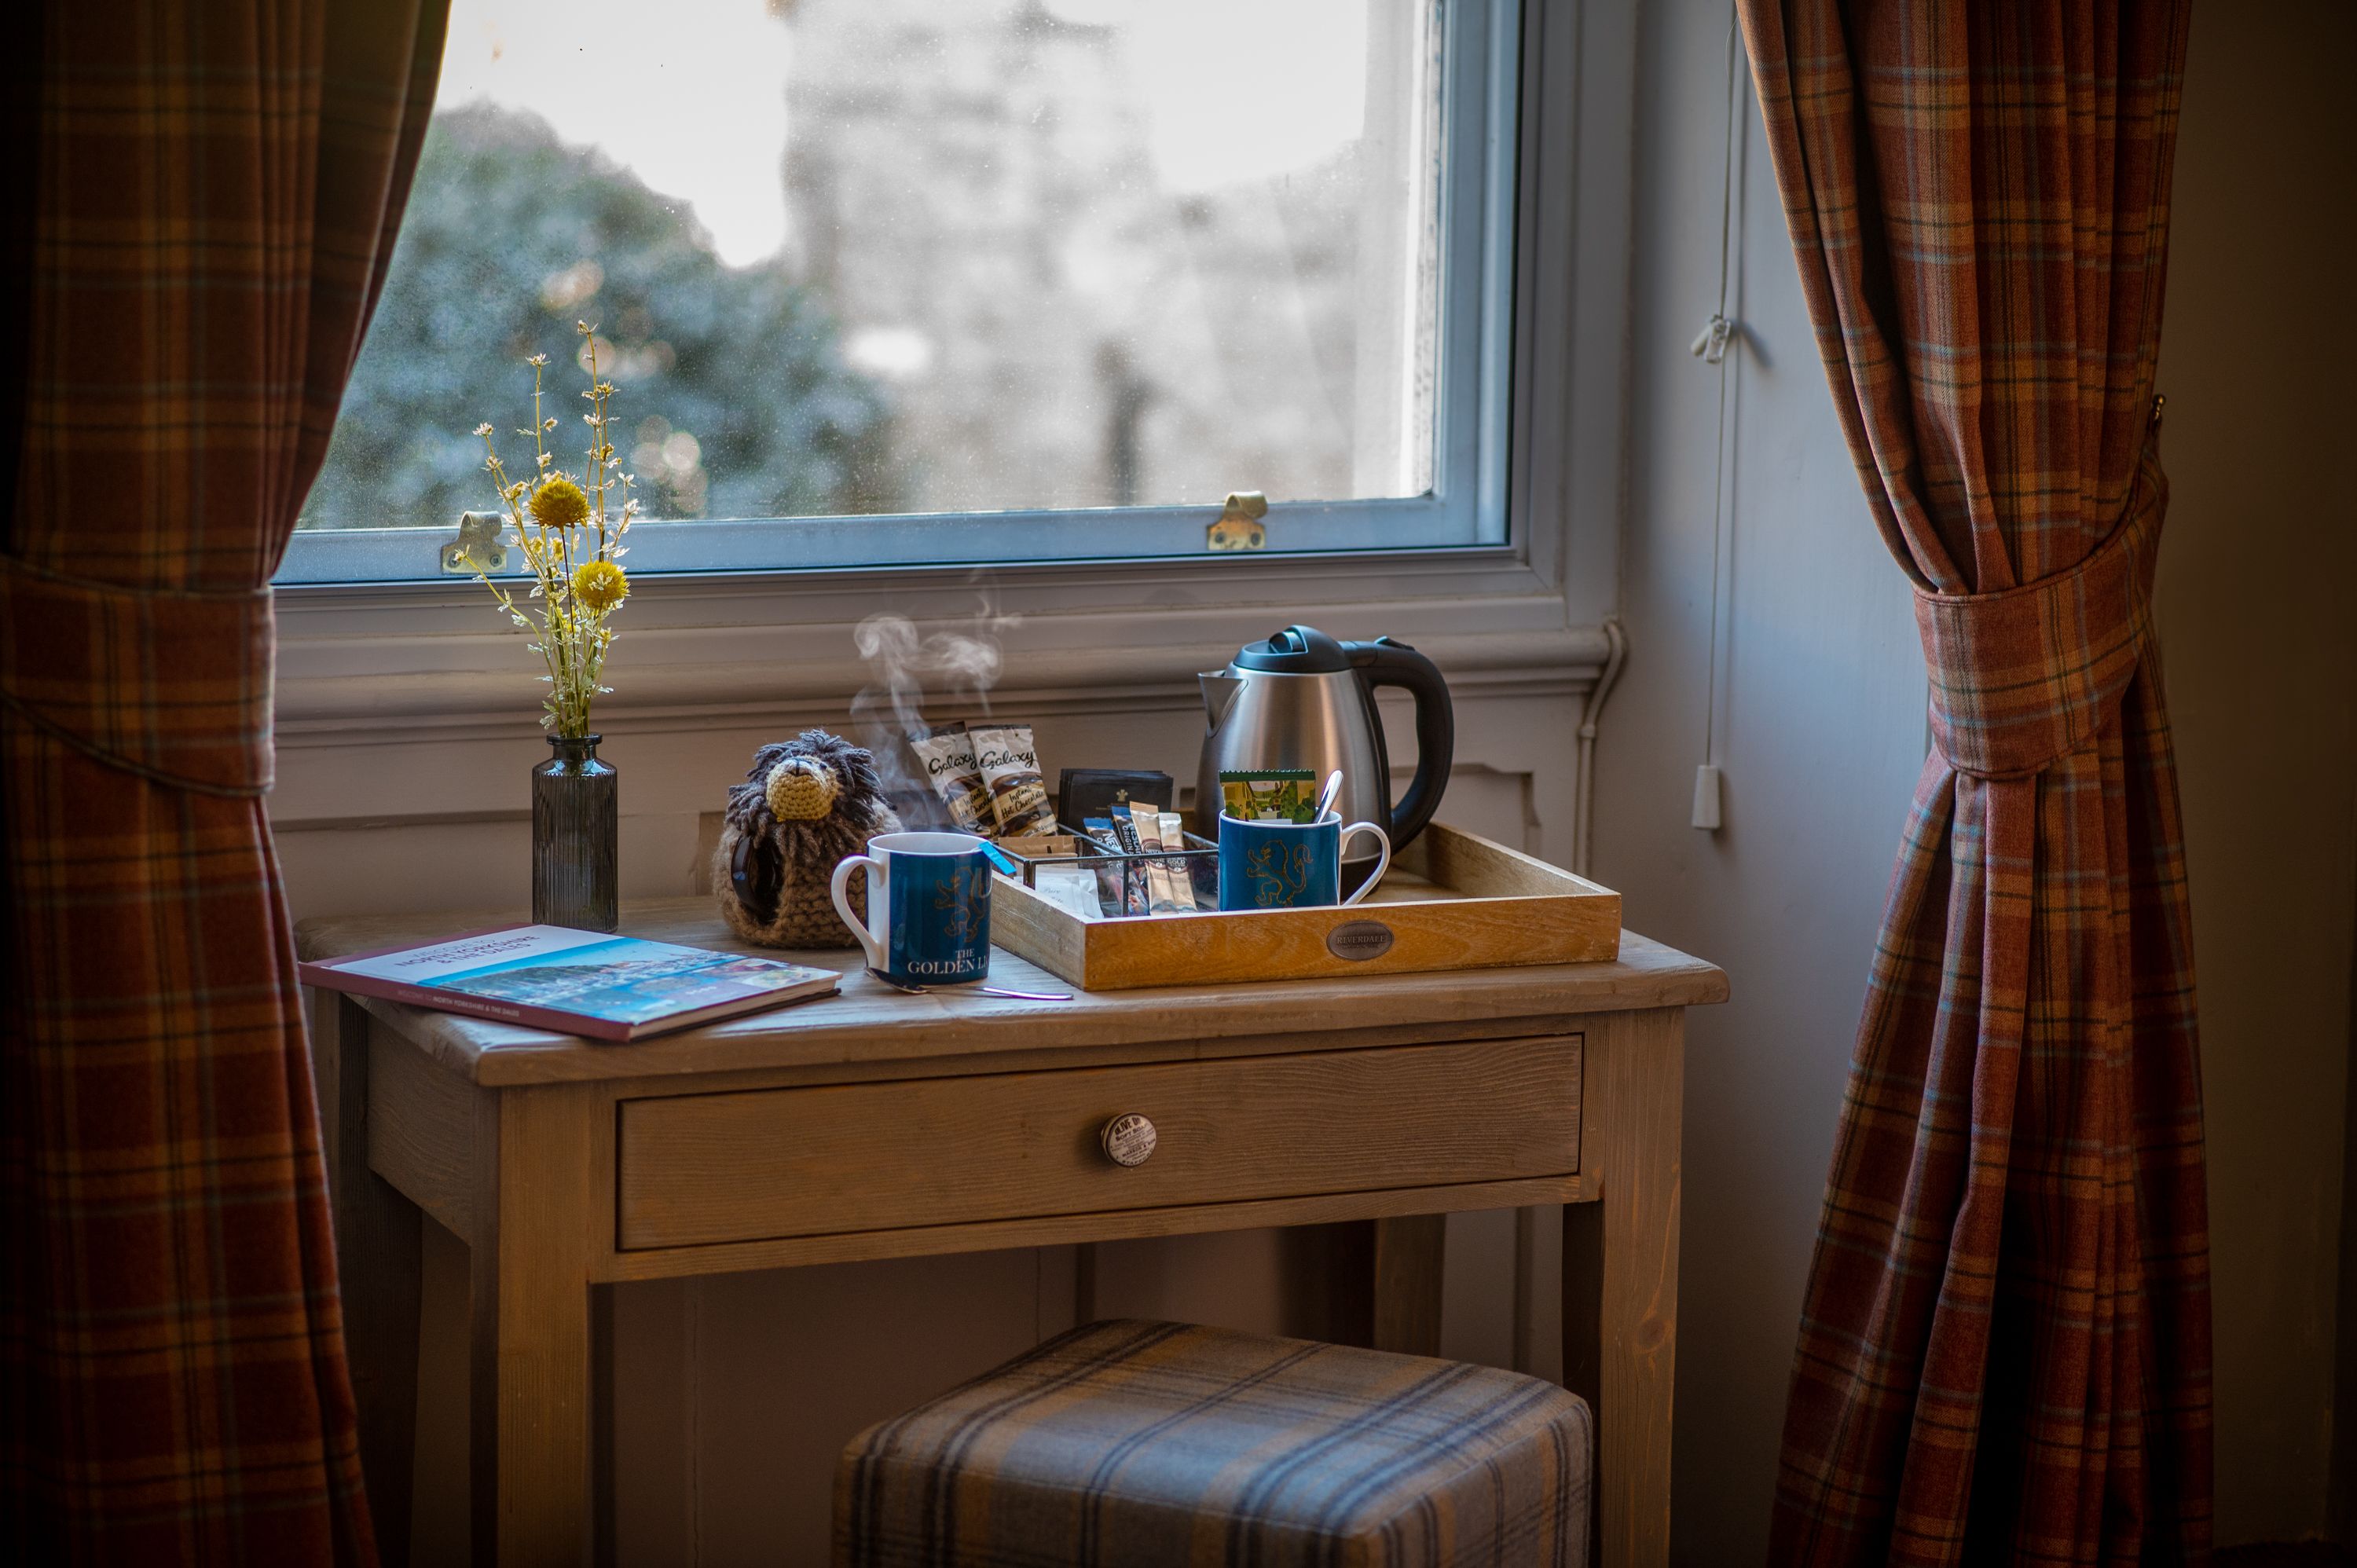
[[1603, 0, 2357, 1559]]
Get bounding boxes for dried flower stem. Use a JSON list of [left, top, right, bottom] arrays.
[[468, 325, 639, 736]]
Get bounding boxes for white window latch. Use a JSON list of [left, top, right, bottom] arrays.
[[1689, 314, 1736, 366]]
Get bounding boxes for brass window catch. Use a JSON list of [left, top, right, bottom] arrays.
[[1208, 491, 1268, 551]]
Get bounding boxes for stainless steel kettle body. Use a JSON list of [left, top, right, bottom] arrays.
[[1197, 625, 1453, 890]]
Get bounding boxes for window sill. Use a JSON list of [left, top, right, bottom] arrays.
[[273, 544, 1605, 746]]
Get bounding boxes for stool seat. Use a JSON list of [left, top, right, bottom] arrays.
[[836, 1319, 1592, 1567]]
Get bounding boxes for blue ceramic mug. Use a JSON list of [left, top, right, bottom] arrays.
[[830, 831, 993, 984], [1218, 812, 1393, 912]]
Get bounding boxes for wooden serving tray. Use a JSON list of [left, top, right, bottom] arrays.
[[990, 821, 1621, 991]]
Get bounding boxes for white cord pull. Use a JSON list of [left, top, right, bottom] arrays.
[[1691, 764, 1724, 831], [1690, 314, 1735, 365]]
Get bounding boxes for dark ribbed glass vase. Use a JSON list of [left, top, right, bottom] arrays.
[[533, 733, 618, 932]]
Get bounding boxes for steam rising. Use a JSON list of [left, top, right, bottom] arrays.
[[849, 591, 1017, 826]]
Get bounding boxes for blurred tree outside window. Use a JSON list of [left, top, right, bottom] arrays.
[[306, 106, 900, 531]]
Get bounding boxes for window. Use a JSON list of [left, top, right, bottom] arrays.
[[278, 0, 1520, 584]]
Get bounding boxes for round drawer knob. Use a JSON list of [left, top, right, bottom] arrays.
[[1101, 1112, 1157, 1167]]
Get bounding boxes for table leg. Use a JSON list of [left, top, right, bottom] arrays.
[[470, 1083, 600, 1568], [310, 992, 424, 1567], [1371, 1214, 1448, 1356], [1565, 1007, 1684, 1568]]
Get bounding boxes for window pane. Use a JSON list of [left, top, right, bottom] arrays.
[[302, 0, 1445, 537]]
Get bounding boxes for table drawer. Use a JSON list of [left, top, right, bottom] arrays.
[[617, 1035, 1581, 1251]]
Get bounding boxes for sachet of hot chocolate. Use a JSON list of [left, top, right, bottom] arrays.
[[907, 722, 992, 836], [972, 724, 1054, 837]]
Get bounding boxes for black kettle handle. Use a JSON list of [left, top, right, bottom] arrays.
[[1349, 636, 1453, 852]]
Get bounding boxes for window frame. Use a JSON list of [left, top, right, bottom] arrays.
[[269, 0, 1636, 746], [275, 0, 1524, 585]]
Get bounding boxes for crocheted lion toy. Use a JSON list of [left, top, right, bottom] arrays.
[[713, 730, 903, 948]]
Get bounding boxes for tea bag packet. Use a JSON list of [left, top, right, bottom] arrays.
[[1186, 849, 1220, 909], [1105, 811, 1153, 915], [1219, 768, 1317, 823], [1031, 863, 1102, 921], [1080, 818, 1129, 917], [1058, 768, 1175, 830], [908, 723, 993, 835], [972, 724, 1054, 837]]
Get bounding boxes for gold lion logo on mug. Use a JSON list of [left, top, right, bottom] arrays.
[[1243, 841, 1314, 907], [933, 863, 990, 947]]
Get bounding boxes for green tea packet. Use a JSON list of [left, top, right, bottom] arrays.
[[1218, 768, 1318, 823]]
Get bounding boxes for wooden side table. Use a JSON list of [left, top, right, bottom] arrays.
[[299, 900, 1724, 1567]]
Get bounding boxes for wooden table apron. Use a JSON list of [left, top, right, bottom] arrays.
[[298, 898, 1725, 1568]]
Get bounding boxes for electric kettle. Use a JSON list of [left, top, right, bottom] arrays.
[[1197, 625, 1453, 889]]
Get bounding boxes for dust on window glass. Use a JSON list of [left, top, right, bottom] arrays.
[[302, 0, 1445, 534]]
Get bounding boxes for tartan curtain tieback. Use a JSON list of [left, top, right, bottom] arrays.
[[1913, 448, 2166, 779], [0, 554, 277, 796]]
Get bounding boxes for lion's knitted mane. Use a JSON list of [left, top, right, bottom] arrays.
[[714, 729, 901, 946]]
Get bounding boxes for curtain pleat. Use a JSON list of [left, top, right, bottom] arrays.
[[1738, 2, 2211, 1563], [0, 2, 445, 1561]]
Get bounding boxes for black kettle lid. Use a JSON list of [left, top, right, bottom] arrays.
[[1233, 624, 1353, 674]]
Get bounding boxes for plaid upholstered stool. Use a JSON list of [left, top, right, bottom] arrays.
[[835, 1319, 1592, 1567]]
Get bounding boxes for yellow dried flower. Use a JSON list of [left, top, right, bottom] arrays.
[[530, 474, 590, 529], [571, 559, 629, 612]]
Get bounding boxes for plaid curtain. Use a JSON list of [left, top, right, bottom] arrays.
[[1738, 4, 2212, 1564], [0, 2, 444, 1562]]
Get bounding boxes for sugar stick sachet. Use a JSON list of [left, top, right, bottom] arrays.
[[1124, 804, 1186, 914]]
